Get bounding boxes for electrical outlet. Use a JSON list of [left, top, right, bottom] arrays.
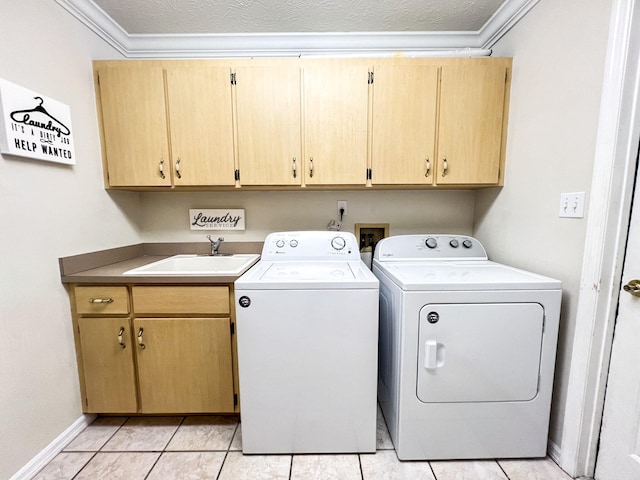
[[559, 192, 585, 218], [337, 200, 347, 217]]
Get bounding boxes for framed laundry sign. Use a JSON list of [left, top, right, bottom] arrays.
[[190, 209, 246, 230], [0, 78, 75, 165]]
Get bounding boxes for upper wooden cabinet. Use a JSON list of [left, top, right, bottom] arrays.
[[97, 64, 236, 187], [166, 66, 235, 186], [94, 57, 511, 190], [371, 63, 439, 186], [370, 59, 509, 186], [437, 62, 508, 185], [234, 65, 302, 186], [97, 66, 171, 187], [303, 63, 370, 186]]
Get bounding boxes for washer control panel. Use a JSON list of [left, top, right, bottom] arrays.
[[374, 234, 488, 261], [261, 231, 361, 261]]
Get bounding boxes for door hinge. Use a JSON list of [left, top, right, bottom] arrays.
[[233, 393, 238, 406], [230, 72, 237, 85], [230, 322, 235, 335], [234, 169, 240, 181], [366, 168, 372, 180], [368, 71, 374, 84]]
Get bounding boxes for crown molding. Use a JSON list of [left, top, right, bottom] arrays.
[[55, 0, 538, 58], [478, 0, 541, 48]]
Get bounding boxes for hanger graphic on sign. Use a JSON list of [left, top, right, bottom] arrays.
[[10, 96, 71, 138]]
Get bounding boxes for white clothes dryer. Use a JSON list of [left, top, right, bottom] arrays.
[[235, 231, 379, 454], [372, 234, 562, 460]]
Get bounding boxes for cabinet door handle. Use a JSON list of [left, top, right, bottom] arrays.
[[89, 297, 113, 304], [137, 327, 146, 349], [309, 157, 314, 178], [425, 157, 431, 177], [159, 159, 166, 179], [292, 157, 297, 178], [175, 158, 182, 179], [117, 326, 126, 349], [442, 157, 448, 177]]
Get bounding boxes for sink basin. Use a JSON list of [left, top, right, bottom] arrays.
[[124, 254, 260, 275]]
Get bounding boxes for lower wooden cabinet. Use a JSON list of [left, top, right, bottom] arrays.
[[71, 285, 237, 414]]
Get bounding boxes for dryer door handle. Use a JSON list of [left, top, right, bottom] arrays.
[[425, 340, 438, 369]]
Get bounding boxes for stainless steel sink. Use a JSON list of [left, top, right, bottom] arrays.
[[124, 254, 260, 275]]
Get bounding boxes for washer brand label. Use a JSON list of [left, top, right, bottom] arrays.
[[427, 312, 439, 324], [238, 296, 251, 308]]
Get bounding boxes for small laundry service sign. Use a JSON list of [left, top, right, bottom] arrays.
[[190, 209, 246, 231], [0, 78, 76, 165]]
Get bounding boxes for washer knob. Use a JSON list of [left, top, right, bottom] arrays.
[[425, 237, 438, 249], [331, 236, 346, 250], [289, 239, 298, 248], [462, 239, 473, 249], [275, 239, 285, 248], [449, 239, 459, 248]]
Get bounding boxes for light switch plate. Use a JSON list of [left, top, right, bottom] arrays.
[[559, 192, 586, 218]]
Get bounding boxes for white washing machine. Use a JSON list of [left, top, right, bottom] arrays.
[[235, 231, 379, 454], [372, 234, 562, 460]]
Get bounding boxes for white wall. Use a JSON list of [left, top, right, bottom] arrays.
[[0, 1, 141, 478], [474, 0, 612, 452], [138, 190, 476, 241]]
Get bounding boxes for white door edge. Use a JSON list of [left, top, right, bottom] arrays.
[[559, 0, 640, 477]]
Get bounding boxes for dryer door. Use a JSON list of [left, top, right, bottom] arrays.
[[417, 303, 543, 403]]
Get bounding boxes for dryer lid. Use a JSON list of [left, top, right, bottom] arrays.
[[376, 261, 561, 291]]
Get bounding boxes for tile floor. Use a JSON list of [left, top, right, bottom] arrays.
[[33, 408, 573, 480]]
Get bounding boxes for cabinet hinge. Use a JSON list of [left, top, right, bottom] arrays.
[[85, 396, 89, 407], [234, 169, 240, 181], [231, 72, 237, 85], [366, 168, 372, 180], [233, 393, 238, 406], [230, 322, 235, 335], [368, 71, 374, 84]]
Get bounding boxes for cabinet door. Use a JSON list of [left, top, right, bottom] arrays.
[[78, 317, 137, 413], [371, 64, 438, 185], [166, 66, 236, 186], [134, 318, 235, 413], [303, 63, 369, 185], [235, 66, 301, 186], [97, 67, 171, 187], [437, 62, 507, 185]]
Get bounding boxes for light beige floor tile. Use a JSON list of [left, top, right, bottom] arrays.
[[64, 417, 127, 451], [230, 424, 242, 451], [499, 457, 572, 480], [147, 452, 225, 480], [361, 450, 435, 480], [33, 452, 94, 480], [166, 415, 238, 451], [377, 406, 394, 450], [431, 460, 508, 480], [74, 452, 160, 480], [291, 454, 361, 480], [102, 416, 182, 451], [218, 451, 291, 480]]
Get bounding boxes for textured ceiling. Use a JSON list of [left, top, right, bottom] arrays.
[[92, 0, 508, 35]]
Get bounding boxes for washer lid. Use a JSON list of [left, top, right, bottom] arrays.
[[375, 260, 561, 291], [236, 260, 379, 289]]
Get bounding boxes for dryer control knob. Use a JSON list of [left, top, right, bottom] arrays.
[[462, 239, 473, 249], [425, 237, 438, 249], [289, 239, 298, 248], [449, 239, 459, 248], [331, 236, 346, 250], [275, 239, 285, 248]]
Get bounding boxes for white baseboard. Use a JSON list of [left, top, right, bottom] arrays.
[[9, 414, 96, 480]]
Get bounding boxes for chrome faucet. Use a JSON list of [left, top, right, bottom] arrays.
[[207, 235, 224, 255]]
